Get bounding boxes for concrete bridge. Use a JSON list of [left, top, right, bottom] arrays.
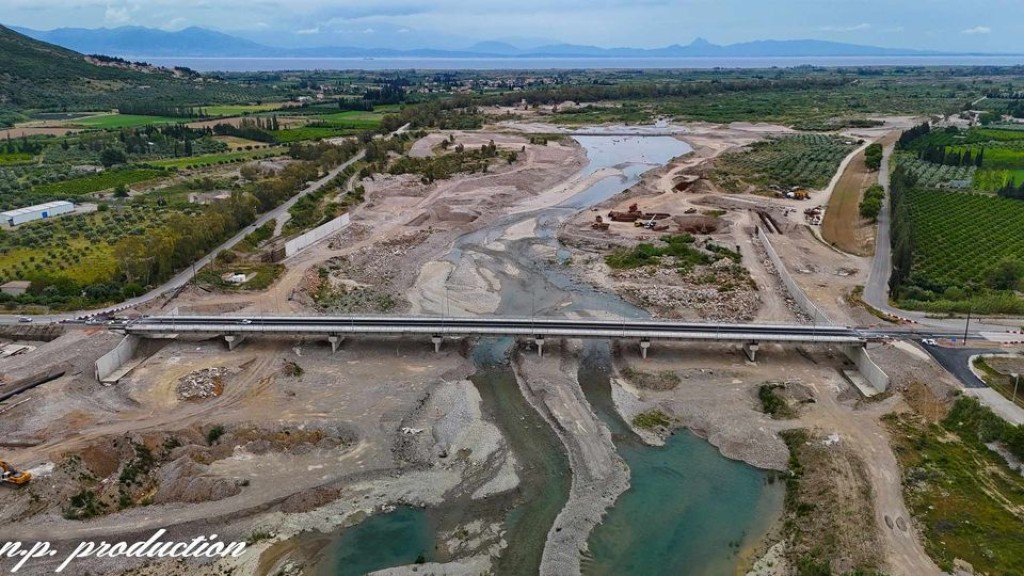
[[100, 315, 887, 391], [123, 315, 867, 361]]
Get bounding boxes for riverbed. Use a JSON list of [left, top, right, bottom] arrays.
[[317, 131, 783, 575]]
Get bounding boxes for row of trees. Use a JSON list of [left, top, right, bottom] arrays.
[[212, 117, 282, 143], [997, 178, 1024, 201], [916, 144, 984, 168], [859, 184, 885, 222], [864, 143, 883, 171], [896, 122, 931, 149], [888, 164, 918, 296], [115, 103, 209, 118]]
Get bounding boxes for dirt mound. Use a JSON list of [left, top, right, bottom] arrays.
[[280, 486, 343, 513], [229, 422, 357, 454], [154, 458, 242, 504], [674, 215, 721, 234]]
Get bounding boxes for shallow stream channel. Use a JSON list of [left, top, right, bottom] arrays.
[[321, 131, 783, 575]]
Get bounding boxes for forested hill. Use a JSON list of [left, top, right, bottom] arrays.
[[0, 24, 269, 116]]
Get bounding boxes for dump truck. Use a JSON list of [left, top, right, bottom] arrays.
[[0, 461, 31, 486]]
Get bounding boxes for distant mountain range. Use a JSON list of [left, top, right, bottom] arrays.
[[9, 25, 961, 59]]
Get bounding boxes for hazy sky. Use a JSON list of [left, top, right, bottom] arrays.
[[2, 0, 1020, 51]]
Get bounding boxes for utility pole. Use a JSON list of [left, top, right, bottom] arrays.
[[962, 303, 972, 346], [1013, 373, 1020, 406]]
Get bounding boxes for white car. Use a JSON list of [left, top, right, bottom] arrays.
[[921, 338, 937, 346], [17, 317, 32, 323], [239, 319, 253, 325]]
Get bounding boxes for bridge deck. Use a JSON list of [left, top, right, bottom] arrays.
[[126, 316, 866, 345]]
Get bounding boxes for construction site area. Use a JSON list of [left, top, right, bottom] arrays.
[[0, 115, 1018, 576]]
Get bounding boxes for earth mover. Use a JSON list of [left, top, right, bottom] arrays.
[[0, 461, 31, 485]]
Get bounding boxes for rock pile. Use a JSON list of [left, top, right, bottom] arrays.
[[176, 368, 228, 401]]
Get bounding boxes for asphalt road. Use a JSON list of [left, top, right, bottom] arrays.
[[920, 343, 1003, 389], [864, 142, 894, 310]]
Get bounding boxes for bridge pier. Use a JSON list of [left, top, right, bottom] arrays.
[[640, 338, 651, 359], [743, 341, 759, 362], [534, 335, 545, 358], [225, 334, 245, 351], [328, 335, 345, 354], [432, 334, 443, 353]]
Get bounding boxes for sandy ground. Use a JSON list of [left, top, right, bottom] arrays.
[[0, 335, 525, 576], [557, 123, 808, 324], [821, 131, 901, 257], [157, 131, 586, 320]]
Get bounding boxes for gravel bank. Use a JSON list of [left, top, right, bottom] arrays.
[[514, 342, 629, 576]]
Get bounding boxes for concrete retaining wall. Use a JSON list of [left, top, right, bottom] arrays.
[[284, 213, 351, 258], [94, 335, 140, 383], [844, 346, 891, 392], [756, 226, 833, 326]]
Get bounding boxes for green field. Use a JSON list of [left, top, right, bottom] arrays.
[[897, 156, 976, 187], [314, 110, 385, 129], [0, 153, 33, 166], [149, 147, 287, 169], [0, 239, 117, 285], [974, 168, 1024, 191], [71, 114, 186, 129], [274, 126, 360, 143], [899, 188, 1024, 312], [0, 207, 170, 286], [713, 134, 859, 191], [32, 168, 168, 196], [200, 103, 289, 117]]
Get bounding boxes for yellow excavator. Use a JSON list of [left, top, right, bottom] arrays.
[[0, 461, 31, 486]]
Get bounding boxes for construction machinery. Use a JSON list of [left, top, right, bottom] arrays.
[[0, 461, 31, 486]]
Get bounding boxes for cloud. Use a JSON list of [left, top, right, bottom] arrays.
[[163, 17, 188, 30], [104, 4, 131, 24], [961, 25, 991, 35], [296, 26, 320, 35], [818, 23, 871, 32]]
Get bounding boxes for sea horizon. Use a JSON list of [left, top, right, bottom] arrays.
[[143, 54, 1024, 72]]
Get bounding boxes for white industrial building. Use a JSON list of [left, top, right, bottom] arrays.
[[1, 201, 75, 226]]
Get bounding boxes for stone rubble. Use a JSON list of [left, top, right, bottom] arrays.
[[176, 367, 228, 401]]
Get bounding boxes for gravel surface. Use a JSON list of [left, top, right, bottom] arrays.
[[515, 344, 629, 576]]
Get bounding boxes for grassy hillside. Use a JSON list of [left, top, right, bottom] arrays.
[[0, 24, 272, 118]]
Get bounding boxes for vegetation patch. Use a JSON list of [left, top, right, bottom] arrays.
[[890, 175, 1024, 314], [148, 147, 285, 169], [606, 234, 711, 272], [632, 410, 672, 430], [621, 367, 681, 391], [885, 399, 1024, 575], [858, 184, 885, 222], [712, 134, 859, 191], [71, 114, 185, 129], [779, 429, 883, 575], [32, 168, 168, 197], [758, 383, 795, 419]]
